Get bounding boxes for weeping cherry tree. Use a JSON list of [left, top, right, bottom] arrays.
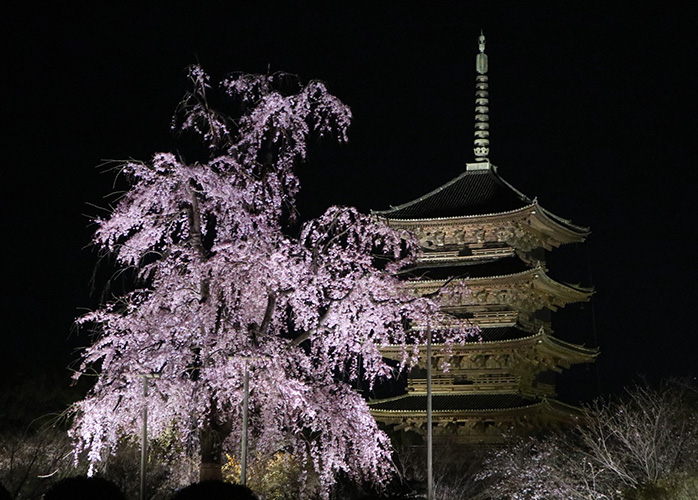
[[71, 66, 473, 497]]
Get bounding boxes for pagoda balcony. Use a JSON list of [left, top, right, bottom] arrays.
[[407, 375, 522, 393], [417, 246, 516, 264]]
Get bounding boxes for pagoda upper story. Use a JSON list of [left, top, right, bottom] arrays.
[[373, 158, 594, 342], [368, 33, 596, 445], [374, 161, 589, 254]]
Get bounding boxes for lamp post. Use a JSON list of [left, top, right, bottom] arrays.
[[240, 359, 250, 486], [140, 373, 160, 500], [229, 355, 252, 486], [426, 326, 433, 500]]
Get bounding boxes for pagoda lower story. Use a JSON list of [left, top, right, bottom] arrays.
[[371, 324, 596, 445], [371, 393, 583, 446]]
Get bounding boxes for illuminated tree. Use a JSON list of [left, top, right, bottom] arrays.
[[477, 380, 698, 500], [71, 66, 470, 497], [0, 426, 75, 499]]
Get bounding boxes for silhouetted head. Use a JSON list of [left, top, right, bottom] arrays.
[[0, 483, 11, 500], [43, 476, 125, 500], [172, 480, 257, 500]]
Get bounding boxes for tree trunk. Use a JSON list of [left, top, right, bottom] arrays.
[[199, 427, 225, 481], [199, 462, 223, 482]]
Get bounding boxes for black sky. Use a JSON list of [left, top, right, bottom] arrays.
[[2, 2, 696, 400]]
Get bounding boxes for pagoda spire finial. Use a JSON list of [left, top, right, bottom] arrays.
[[473, 30, 490, 162]]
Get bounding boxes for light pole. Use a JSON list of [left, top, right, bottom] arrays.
[[140, 373, 159, 500], [426, 326, 433, 500], [230, 355, 252, 486], [240, 359, 250, 487]]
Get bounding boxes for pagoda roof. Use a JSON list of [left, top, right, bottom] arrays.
[[369, 393, 536, 413], [410, 264, 593, 309], [373, 164, 531, 219], [400, 253, 530, 280], [455, 327, 599, 361], [368, 392, 583, 420], [372, 163, 589, 239], [477, 325, 532, 342], [380, 326, 597, 364]]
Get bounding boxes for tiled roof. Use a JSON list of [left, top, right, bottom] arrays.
[[372, 167, 532, 219], [476, 326, 532, 342], [369, 393, 537, 412], [401, 254, 531, 280]]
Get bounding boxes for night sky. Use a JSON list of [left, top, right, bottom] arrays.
[[3, 3, 696, 402]]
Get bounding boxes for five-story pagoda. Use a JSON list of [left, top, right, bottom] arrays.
[[368, 33, 597, 445]]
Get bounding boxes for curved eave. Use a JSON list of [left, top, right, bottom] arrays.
[[538, 205, 590, 236], [379, 330, 597, 364], [530, 203, 590, 243], [376, 203, 588, 248], [369, 394, 583, 421], [409, 265, 594, 305], [368, 393, 539, 415], [376, 202, 538, 225], [543, 398, 585, 419], [541, 331, 599, 359], [532, 268, 594, 303], [371, 164, 589, 244], [380, 329, 594, 351]]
